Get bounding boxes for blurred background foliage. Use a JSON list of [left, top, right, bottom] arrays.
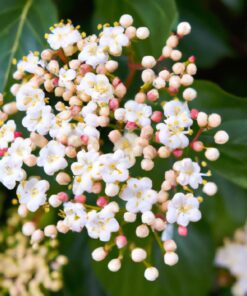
[[0, 0, 246, 295]]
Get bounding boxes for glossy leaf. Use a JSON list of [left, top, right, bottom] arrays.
[[0, 0, 58, 92]]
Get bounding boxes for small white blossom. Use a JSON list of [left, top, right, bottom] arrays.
[[78, 39, 108, 68], [58, 68, 76, 88], [114, 132, 142, 164], [120, 177, 158, 213], [77, 73, 113, 104], [8, 137, 32, 162], [16, 83, 45, 111], [99, 26, 129, 56], [17, 177, 49, 212], [0, 157, 25, 189], [22, 103, 55, 135], [116, 100, 152, 127], [17, 52, 44, 74], [47, 23, 81, 50], [71, 150, 100, 195], [95, 149, 132, 183], [63, 202, 87, 232], [37, 140, 68, 175], [164, 100, 192, 128], [166, 192, 201, 226], [157, 123, 189, 150], [86, 204, 119, 241], [0, 120, 16, 149], [173, 158, 203, 189]]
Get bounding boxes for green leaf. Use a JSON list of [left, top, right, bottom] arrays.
[[0, 0, 58, 92], [92, 223, 214, 296], [202, 173, 247, 244], [93, 0, 178, 61], [176, 0, 233, 68], [191, 81, 247, 188]]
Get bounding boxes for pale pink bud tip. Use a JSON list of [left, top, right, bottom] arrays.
[[151, 111, 163, 122], [125, 121, 137, 130], [57, 192, 69, 202], [109, 98, 119, 110], [80, 135, 89, 145], [112, 77, 121, 87], [115, 235, 128, 249], [190, 109, 199, 120], [173, 149, 183, 158], [188, 56, 196, 63], [178, 226, 188, 236], [14, 131, 23, 138], [155, 131, 160, 143], [0, 148, 8, 156], [74, 195, 86, 203], [97, 196, 108, 207], [191, 141, 204, 152]]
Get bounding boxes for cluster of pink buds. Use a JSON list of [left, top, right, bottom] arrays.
[[0, 14, 229, 280]]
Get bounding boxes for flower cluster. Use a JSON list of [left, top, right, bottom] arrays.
[[216, 221, 247, 296], [0, 14, 229, 281], [0, 211, 67, 296]]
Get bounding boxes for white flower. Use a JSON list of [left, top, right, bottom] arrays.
[[47, 23, 81, 50], [17, 177, 49, 212], [0, 120, 16, 149], [49, 119, 73, 139], [77, 73, 113, 104], [157, 123, 189, 150], [99, 26, 129, 56], [118, 100, 152, 127], [71, 150, 100, 195], [58, 68, 76, 88], [37, 140, 68, 175], [22, 103, 55, 135], [120, 177, 157, 213], [215, 223, 247, 296], [0, 157, 25, 189], [95, 149, 132, 183], [86, 204, 119, 241], [16, 84, 45, 111], [114, 132, 142, 164], [76, 122, 100, 139], [166, 192, 201, 226], [63, 202, 87, 232], [78, 39, 108, 68], [17, 52, 44, 74], [80, 101, 99, 127], [173, 158, 203, 189], [8, 138, 32, 162], [164, 100, 192, 128]]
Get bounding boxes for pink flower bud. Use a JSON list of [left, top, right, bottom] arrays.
[[57, 192, 69, 202], [0, 148, 8, 156], [80, 64, 92, 75], [125, 121, 137, 131], [147, 89, 159, 101], [115, 235, 128, 249], [52, 77, 59, 86], [163, 239, 177, 252], [190, 108, 199, 120], [191, 140, 204, 152], [151, 111, 162, 122], [14, 131, 23, 138], [108, 130, 121, 143], [109, 98, 119, 110], [80, 135, 89, 145], [97, 196, 108, 207], [70, 105, 81, 116], [155, 131, 160, 143], [74, 195, 86, 203], [168, 86, 178, 95], [112, 77, 121, 87], [92, 182, 102, 194], [173, 149, 183, 158], [178, 226, 188, 236], [188, 55, 196, 63]]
